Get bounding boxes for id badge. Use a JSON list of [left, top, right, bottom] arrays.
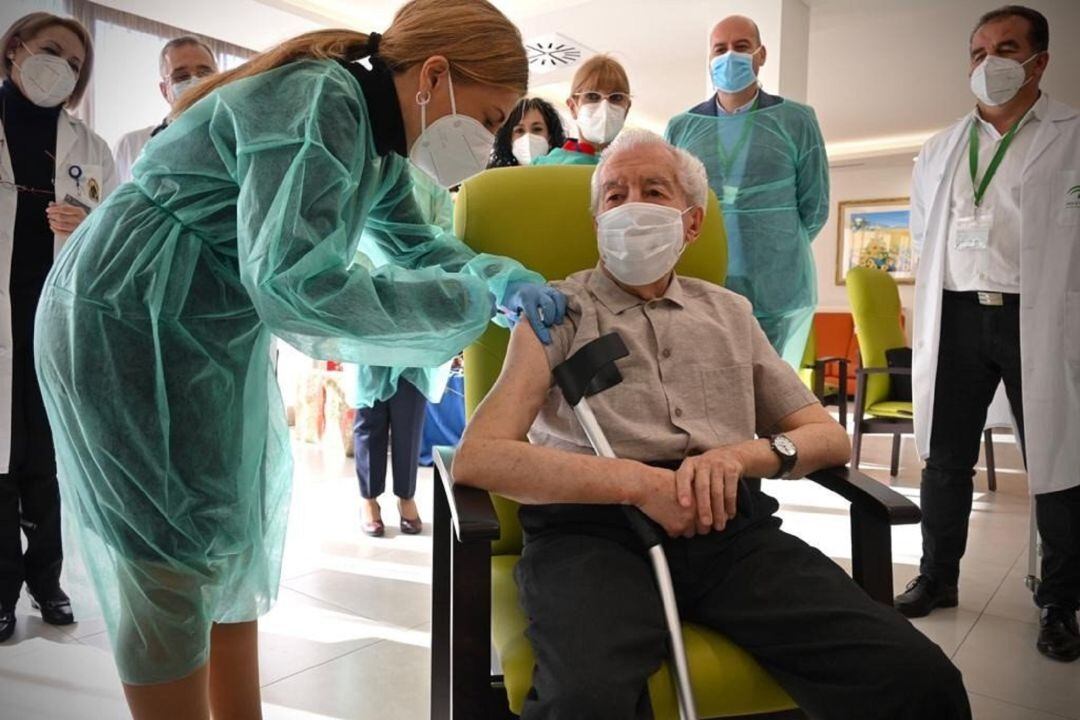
[[952, 210, 993, 251], [63, 193, 92, 213]]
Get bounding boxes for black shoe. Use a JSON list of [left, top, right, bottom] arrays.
[[1037, 607, 1080, 662], [0, 608, 14, 642], [894, 575, 959, 618], [30, 589, 75, 626]]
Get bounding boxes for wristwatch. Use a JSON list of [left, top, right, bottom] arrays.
[[769, 434, 798, 479]]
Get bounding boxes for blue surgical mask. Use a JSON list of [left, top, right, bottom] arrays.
[[710, 48, 761, 94]]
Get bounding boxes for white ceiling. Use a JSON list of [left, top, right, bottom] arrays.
[[102, 0, 1080, 159]]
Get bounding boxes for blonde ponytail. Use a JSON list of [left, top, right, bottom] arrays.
[[173, 0, 527, 118]]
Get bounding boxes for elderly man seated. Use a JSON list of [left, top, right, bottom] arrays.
[[452, 130, 970, 720]]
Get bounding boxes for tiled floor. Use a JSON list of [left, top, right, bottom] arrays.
[[0, 429, 1074, 719]]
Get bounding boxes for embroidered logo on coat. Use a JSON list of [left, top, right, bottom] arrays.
[[1067, 185, 1080, 210]]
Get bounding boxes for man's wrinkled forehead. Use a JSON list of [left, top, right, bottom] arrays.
[[970, 17, 1031, 56], [599, 149, 678, 193]]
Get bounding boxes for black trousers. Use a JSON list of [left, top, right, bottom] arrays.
[[352, 380, 426, 500], [515, 498, 970, 720], [0, 470, 62, 609], [0, 288, 62, 609], [1035, 484, 1080, 611], [922, 291, 1080, 608]]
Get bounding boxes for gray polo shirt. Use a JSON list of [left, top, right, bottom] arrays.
[[528, 265, 818, 463]]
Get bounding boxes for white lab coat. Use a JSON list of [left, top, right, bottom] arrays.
[[911, 95, 1080, 495], [0, 110, 116, 473], [113, 124, 155, 184]]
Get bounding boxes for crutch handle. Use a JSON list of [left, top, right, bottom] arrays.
[[624, 507, 664, 548]]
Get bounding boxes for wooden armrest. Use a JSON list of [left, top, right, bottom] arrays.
[[433, 446, 501, 543], [807, 466, 921, 525]]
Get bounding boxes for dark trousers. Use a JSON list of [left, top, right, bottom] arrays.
[[515, 506, 970, 720], [0, 471, 62, 609], [921, 291, 1025, 586], [353, 381, 426, 500], [1035, 484, 1080, 611], [1, 288, 62, 609]]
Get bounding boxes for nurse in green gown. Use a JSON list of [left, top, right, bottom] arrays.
[[32, 1, 563, 716]]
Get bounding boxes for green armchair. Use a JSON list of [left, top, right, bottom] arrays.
[[798, 326, 848, 428], [430, 165, 921, 720], [845, 267, 997, 486]]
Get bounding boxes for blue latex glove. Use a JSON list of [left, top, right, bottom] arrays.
[[499, 282, 567, 345]]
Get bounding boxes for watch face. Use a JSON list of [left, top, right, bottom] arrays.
[[774, 435, 797, 456]]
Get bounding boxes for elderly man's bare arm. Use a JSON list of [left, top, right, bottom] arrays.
[[453, 323, 695, 533], [673, 401, 851, 536]]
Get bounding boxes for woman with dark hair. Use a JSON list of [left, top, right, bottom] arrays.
[[488, 96, 566, 168]]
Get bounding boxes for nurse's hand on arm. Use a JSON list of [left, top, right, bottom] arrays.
[[497, 281, 567, 345], [46, 202, 88, 236]]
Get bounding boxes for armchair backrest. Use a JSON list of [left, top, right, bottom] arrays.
[[845, 267, 907, 409], [798, 325, 817, 389], [454, 164, 727, 555]]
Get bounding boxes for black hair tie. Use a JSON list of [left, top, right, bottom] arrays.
[[367, 32, 381, 56]]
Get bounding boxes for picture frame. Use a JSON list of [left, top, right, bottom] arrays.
[[835, 197, 916, 285]]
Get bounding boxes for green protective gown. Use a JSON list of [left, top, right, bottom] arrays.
[[531, 146, 599, 166], [33, 59, 542, 685], [665, 97, 829, 367], [353, 166, 458, 409]]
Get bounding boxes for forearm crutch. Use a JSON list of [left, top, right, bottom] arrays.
[[552, 332, 698, 720]]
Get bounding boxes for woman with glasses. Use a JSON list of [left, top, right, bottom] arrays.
[[0, 12, 115, 643], [534, 54, 632, 166]]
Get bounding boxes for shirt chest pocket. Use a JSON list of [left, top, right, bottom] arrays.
[[701, 364, 756, 441]]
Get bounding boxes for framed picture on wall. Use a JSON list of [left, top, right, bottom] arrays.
[[835, 197, 917, 285]]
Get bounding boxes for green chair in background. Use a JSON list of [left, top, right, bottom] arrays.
[[845, 266, 996, 486], [799, 325, 848, 428], [430, 165, 921, 720]]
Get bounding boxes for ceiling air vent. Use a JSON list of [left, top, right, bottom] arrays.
[[525, 33, 590, 75]]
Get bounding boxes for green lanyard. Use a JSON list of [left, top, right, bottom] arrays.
[[717, 95, 760, 175], [969, 116, 1021, 208]]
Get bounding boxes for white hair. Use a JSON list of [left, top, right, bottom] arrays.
[[590, 129, 709, 216]]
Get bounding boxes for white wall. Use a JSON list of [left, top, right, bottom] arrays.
[[92, 0, 321, 52], [812, 155, 916, 331], [808, 0, 1080, 143]]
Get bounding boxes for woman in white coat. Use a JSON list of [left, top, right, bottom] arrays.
[[0, 12, 115, 642], [902, 6, 1080, 662]]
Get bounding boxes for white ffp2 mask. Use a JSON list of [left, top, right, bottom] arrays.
[[576, 100, 626, 145], [14, 48, 77, 107], [170, 76, 204, 103], [597, 202, 691, 286], [409, 71, 495, 189], [512, 133, 550, 165], [969, 53, 1039, 107]]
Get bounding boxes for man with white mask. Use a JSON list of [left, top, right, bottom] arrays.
[[453, 130, 971, 720], [113, 35, 219, 183], [898, 5, 1080, 664], [666, 15, 828, 368]]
